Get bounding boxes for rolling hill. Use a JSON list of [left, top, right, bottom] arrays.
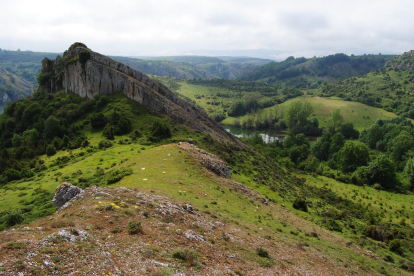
[[240, 53, 396, 89]]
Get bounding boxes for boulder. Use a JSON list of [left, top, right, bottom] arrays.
[[52, 182, 83, 207]]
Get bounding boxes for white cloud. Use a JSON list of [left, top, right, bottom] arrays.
[[0, 0, 413, 59]]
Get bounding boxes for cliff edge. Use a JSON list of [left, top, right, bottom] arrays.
[[38, 42, 239, 145]]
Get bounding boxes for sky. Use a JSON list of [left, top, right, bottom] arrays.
[[0, 0, 413, 60]]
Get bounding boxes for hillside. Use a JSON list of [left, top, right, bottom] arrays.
[[112, 56, 263, 80], [314, 51, 414, 117], [0, 67, 33, 113], [2, 43, 414, 275], [240, 54, 395, 88], [222, 95, 398, 131], [0, 49, 59, 85]]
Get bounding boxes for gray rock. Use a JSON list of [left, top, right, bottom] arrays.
[[184, 204, 195, 214], [184, 230, 207, 242], [52, 182, 83, 207]]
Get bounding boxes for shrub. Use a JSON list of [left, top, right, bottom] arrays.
[[389, 239, 402, 254], [256, 247, 270, 258], [150, 121, 171, 139], [5, 210, 24, 226], [106, 167, 133, 184], [97, 203, 115, 211], [46, 145, 57, 156], [103, 125, 115, 140], [78, 51, 90, 65], [90, 113, 108, 128], [293, 198, 308, 212], [127, 221, 142, 234], [172, 249, 200, 266], [3, 168, 21, 181], [20, 168, 34, 179], [36, 72, 52, 85]]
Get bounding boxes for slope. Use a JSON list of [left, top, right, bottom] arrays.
[[314, 50, 414, 117], [241, 54, 395, 89], [0, 67, 33, 113]]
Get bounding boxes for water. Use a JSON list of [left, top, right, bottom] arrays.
[[222, 124, 287, 143]]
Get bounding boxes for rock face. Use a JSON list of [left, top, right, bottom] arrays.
[[38, 42, 239, 145], [52, 182, 83, 207], [178, 142, 231, 179]]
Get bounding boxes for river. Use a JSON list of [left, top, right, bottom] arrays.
[[221, 124, 287, 143]]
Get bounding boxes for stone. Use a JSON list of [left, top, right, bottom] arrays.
[[52, 182, 83, 207]]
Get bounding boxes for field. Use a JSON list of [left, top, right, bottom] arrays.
[[223, 95, 398, 131]]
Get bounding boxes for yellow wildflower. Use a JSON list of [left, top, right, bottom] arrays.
[[98, 201, 103, 204], [111, 203, 116, 206], [115, 206, 120, 209], [94, 205, 98, 208]]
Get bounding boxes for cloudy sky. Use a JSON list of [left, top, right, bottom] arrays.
[[0, 0, 413, 60]]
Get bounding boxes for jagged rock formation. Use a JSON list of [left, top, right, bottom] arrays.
[[38, 43, 239, 145]]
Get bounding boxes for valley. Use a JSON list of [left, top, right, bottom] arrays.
[[0, 43, 414, 275]]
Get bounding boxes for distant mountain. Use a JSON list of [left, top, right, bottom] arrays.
[[0, 49, 60, 85], [111, 55, 269, 80], [240, 53, 396, 88], [0, 67, 33, 113]]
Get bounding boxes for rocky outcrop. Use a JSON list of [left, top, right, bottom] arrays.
[[52, 182, 83, 208], [385, 50, 414, 71], [38, 42, 240, 146], [178, 142, 231, 178]]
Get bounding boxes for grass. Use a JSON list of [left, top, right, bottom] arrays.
[[223, 95, 397, 131]]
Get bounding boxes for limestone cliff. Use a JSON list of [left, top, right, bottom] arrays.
[[385, 50, 414, 71], [38, 43, 239, 145]]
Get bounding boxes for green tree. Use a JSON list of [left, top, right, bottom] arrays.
[[284, 101, 313, 132], [312, 131, 332, 161], [103, 125, 115, 140], [338, 142, 370, 173], [21, 128, 39, 147], [339, 122, 359, 139], [404, 158, 414, 191], [12, 134, 22, 147], [44, 115, 61, 139], [46, 145, 57, 156], [329, 109, 344, 132], [369, 156, 397, 190], [329, 132, 345, 155], [390, 131, 414, 161]]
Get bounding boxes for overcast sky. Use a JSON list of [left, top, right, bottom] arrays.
[[0, 0, 413, 60]]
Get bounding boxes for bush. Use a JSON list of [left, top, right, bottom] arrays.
[[172, 249, 200, 266], [98, 140, 113, 149], [106, 167, 133, 184], [293, 198, 308, 212], [36, 72, 52, 85], [46, 145, 57, 156], [150, 121, 171, 139], [3, 168, 21, 181], [90, 113, 108, 128], [103, 125, 115, 140], [256, 247, 270, 258], [127, 221, 142, 234], [389, 239, 402, 254], [78, 51, 90, 65], [5, 210, 24, 226]]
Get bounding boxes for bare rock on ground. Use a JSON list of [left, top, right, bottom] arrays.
[[52, 182, 83, 207]]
